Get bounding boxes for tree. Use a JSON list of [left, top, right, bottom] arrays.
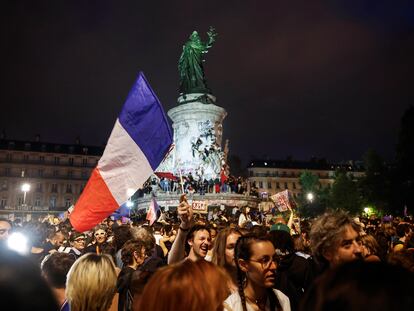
[[358, 149, 391, 214], [331, 170, 362, 215], [297, 171, 328, 218], [395, 106, 414, 213]]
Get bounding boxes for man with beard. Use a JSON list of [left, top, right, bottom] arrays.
[[168, 195, 211, 263], [185, 224, 211, 261], [309, 210, 362, 273]]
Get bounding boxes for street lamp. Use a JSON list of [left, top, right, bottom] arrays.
[[21, 183, 31, 205], [306, 192, 314, 203]]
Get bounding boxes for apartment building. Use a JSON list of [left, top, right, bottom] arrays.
[[247, 159, 364, 198], [0, 138, 103, 220]]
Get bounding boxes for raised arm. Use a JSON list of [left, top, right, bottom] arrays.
[[167, 195, 193, 264]]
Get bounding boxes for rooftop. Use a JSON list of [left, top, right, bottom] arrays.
[[248, 159, 364, 171], [0, 138, 104, 156]]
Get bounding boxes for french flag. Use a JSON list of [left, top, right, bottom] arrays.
[[146, 198, 160, 226], [70, 72, 172, 232]]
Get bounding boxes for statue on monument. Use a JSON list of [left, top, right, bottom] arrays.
[[178, 26, 217, 96]]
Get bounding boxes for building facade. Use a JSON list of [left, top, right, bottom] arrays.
[[0, 138, 103, 220], [247, 160, 364, 198]]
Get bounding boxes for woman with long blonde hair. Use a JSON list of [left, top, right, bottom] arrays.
[[66, 253, 118, 311]]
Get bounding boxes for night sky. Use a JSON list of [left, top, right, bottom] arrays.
[[1, 1, 414, 165]]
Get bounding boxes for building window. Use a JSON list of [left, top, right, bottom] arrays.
[[39, 156, 45, 162], [69, 158, 74, 166], [23, 154, 29, 161], [293, 182, 296, 189], [267, 182, 272, 189], [21, 169, 25, 178], [38, 169, 44, 177], [49, 196, 57, 208], [259, 181, 263, 188], [249, 171, 253, 177], [6, 154, 12, 161], [82, 158, 88, 166], [18, 196, 24, 205], [54, 157, 60, 165], [24, 143, 31, 151], [65, 198, 72, 208], [4, 168, 10, 176], [34, 197, 41, 207], [36, 183, 43, 193], [67, 170, 73, 178], [51, 184, 58, 193], [53, 170, 59, 177], [81, 171, 88, 179], [80, 183, 85, 194], [0, 198, 7, 207], [82, 147, 88, 154], [1, 181, 8, 191], [66, 184, 72, 193], [276, 182, 280, 189], [284, 182, 288, 189]]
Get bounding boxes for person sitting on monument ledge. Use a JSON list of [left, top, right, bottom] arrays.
[[167, 195, 212, 264]]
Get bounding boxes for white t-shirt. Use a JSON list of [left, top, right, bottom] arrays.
[[223, 288, 291, 311]]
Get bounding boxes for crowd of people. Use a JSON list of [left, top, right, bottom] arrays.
[[138, 174, 249, 197], [0, 196, 413, 311]]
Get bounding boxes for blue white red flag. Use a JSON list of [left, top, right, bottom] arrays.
[[146, 198, 160, 225], [70, 72, 172, 232]]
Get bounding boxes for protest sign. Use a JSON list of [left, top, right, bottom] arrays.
[[192, 201, 208, 214], [270, 190, 297, 212]]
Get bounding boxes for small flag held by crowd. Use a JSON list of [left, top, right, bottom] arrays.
[[146, 198, 160, 226], [70, 72, 172, 232]]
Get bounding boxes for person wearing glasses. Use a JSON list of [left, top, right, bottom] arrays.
[[68, 232, 86, 259], [224, 234, 291, 311]]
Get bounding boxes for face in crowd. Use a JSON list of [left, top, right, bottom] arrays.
[[71, 235, 86, 251], [189, 229, 211, 259], [324, 224, 362, 267], [94, 229, 107, 244], [225, 232, 242, 267], [0, 220, 11, 241], [238, 239, 278, 288], [51, 231, 65, 247]]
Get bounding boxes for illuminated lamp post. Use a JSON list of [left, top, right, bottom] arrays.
[[306, 192, 314, 203], [21, 183, 31, 205]]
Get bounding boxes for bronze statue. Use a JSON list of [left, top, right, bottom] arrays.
[[178, 27, 217, 95]]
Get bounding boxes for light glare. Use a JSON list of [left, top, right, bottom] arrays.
[[8, 232, 29, 254]]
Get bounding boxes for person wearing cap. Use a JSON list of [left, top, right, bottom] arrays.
[[270, 223, 291, 234], [68, 232, 86, 259]]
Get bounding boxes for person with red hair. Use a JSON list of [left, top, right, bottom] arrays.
[[135, 260, 230, 311]]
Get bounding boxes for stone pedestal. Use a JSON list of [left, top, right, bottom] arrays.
[[157, 93, 227, 181]]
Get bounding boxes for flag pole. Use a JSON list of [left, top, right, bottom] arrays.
[[179, 168, 185, 194]]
